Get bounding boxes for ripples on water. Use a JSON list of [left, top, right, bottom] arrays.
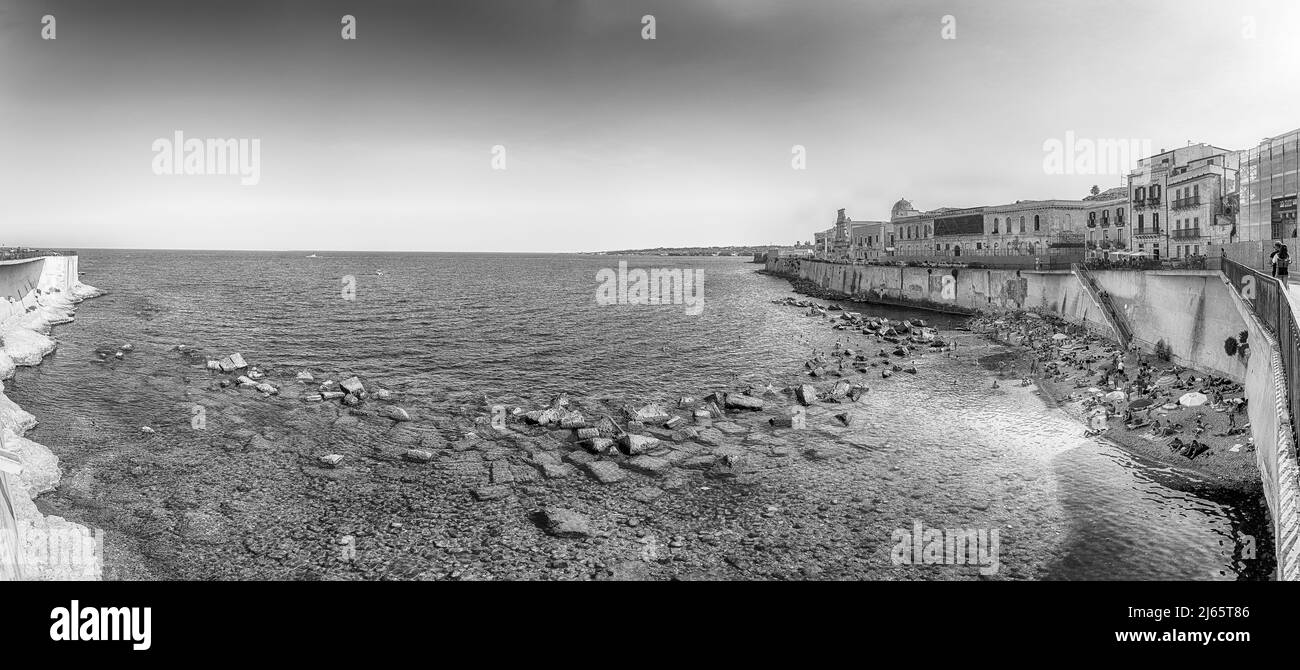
[[6, 251, 1273, 579]]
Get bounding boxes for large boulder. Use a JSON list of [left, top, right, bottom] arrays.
[[796, 384, 818, 406]]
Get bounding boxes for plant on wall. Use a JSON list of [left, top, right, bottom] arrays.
[[1155, 338, 1172, 361], [1224, 336, 1238, 357]]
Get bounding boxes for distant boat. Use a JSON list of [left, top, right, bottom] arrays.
[[375, 270, 384, 275], [306, 254, 319, 258]]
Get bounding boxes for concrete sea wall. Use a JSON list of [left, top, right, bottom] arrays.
[[769, 258, 1248, 379], [0, 255, 103, 580]]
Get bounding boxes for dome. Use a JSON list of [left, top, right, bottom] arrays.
[[891, 198, 917, 220]]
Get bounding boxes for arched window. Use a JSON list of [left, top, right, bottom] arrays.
[[1034, 215, 1040, 231], [1020, 216, 1026, 233], [993, 218, 999, 233]]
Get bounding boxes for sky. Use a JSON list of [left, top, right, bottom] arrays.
[[2, 0, 1299, 252]]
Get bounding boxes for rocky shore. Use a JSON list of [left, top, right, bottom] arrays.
[[0, 277, 104, 580], [967, 311, 1259, 490]]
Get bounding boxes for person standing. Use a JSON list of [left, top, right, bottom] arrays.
[[1271, 242, 1291, 279]]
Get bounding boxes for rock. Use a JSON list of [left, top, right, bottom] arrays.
[[140, 426, 155, 434], [797, 384, 818, 405], [620, 433, 661, 455], [217, 356, 237, 372], [624, 455, 671, 476], [296, 371, 314, 382], [693, 409, 712, 426], [696, 428, 727, 447], [575, 427, 600, 440], [539, 507, 593, 538], [834, 412, 853, 427], [713, 421, 748, 436], [340, 376, 365, 395], [229, 353, 248, 369], [557, 410, 587, 429], [630, 403, 671, 425], [320, 454, 345, 468], [254, 382, 278, 395], [580, 437, 618, 455], [383, 406, 412, 422], [402, 449, 434, 463], [626, 420, 646, 433], [525, 408, 561, 426], [831, 380, 851, 399], [540, 462, 574, 479], [321, 391, 345, 400], [114, 351, 124, 359], [206, 360, 221, 371], [725, 394, 764, 411], [374, 388, 393, 401], [342, 394, 361, 407], [583, 460, 628, 484], [631, 486, 664, 503]]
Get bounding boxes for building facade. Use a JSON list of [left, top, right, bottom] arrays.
[[984, 200, 1092, 257], [1237, 128, 1299, 242], [1127, 143, 1238, 259]]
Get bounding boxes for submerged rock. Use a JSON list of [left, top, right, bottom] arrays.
[[383, 406, 412, 422]]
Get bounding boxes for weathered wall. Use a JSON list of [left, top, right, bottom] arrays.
[[1224, 284, 1300, 580], [772, 259, 1248, 380], [1091, 271, 1247, 380]]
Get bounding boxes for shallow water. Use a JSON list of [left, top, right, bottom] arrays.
[[6, 251, 1273, 579]]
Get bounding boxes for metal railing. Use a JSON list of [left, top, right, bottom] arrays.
[[1171, 227, 1203, 239], [1083, 255, 1216, 271], [1172, 197, 1203, 209], [0, 249, 76, 261], [1222, 254, 1300, 442]]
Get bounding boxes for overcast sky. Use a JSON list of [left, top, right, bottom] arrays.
[[2, 0, 1298, 252]]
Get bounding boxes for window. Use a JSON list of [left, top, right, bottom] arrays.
[[1034, 214, 1040, 231], [1020, 216, 1026, 233], [1153, 212, 1159, 229], [1193, 216, 1199, 227], [976, 242, 983, 250], [1138, 213, 1144, 231], [1116, 208, 1124, 224], [993, 218, 999, 233], [1136, 186, 1146, 200]]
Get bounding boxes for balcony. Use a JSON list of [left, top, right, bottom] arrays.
[[1172, 197, 1202, 210], [1147, 196, 1162, 207], [1134, 227, 1163, 237], [1171, 227, 1202, 239]]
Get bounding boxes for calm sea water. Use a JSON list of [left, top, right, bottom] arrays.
[[6, 251, 1274, 579]]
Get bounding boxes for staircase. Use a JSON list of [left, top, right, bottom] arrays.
[[1072, 263, 1133, 349]]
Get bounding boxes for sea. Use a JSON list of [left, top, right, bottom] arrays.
[[4, 251, 1274, 580]]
